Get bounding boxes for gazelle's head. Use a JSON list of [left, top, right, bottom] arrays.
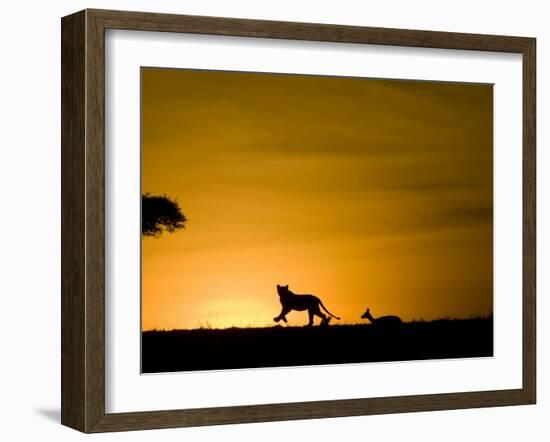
[[361, 308, 371, 319]]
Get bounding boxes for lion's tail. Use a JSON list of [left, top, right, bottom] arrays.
[[319, 301, 340, 320]]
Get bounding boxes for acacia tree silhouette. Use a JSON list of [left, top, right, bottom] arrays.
[[142, 193, 187, 237]]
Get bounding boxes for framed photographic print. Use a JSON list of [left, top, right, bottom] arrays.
[[61, 9, 536, 433]]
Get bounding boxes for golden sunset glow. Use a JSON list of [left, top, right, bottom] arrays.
[[141, 68, 493, 331]]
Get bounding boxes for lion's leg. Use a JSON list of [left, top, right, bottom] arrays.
[[314, 306, 328, 326], [307, 310, 315, 326], [274, 307, 290, 323]]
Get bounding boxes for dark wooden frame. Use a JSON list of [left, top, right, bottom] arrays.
[[61, 8, 536, 433]]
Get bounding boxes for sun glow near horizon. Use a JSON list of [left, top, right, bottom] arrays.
[[141, 68, 493, 331]]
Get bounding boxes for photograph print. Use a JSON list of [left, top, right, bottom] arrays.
[[141, 67, 493, 373]]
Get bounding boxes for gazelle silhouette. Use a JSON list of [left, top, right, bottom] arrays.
[[361, 308, 402, 326]]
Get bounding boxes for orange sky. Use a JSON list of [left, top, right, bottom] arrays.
[[141, 68, 493, 331]]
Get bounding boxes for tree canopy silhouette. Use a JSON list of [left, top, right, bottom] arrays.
[[142, 193, 187, 237]]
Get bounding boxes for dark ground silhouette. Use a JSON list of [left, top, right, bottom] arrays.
[[142, 317, 493, 373]]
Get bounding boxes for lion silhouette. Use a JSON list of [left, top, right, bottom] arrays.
[[273, 284, 340, 326]]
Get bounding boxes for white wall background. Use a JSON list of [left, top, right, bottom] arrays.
[[0, 0, 546, 440]]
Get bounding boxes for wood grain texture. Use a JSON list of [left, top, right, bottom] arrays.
[[90, 389, 531, 433], [90, 8, 532, 52], [61, 10, 86, 432], [60, 8, 537, 433], [84, 10, 107, 433], [522, 38, 536, 403]]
